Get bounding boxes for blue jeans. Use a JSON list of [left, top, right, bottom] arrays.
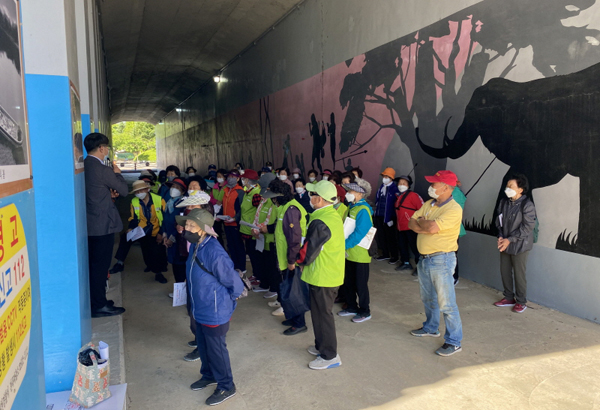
[[417, 252, 462, 346]]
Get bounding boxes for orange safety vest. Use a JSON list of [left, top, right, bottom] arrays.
[[222, 186, 243, 226]]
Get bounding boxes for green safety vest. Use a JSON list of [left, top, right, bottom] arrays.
[[132, 193, 164, 226], [150, 182, 161, 195], [240, 186, 261, 235], [275, 199, 307, 271], [256, 199, 277, 249], [212, 186, 225, 202], [301, 205, 345, 287], [346, 204, 373, 264], [334, 202, 348, 221]]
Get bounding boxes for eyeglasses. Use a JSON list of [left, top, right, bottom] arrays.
[[309, 192, 319, 197]]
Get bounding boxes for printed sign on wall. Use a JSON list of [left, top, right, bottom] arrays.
[[0, 0, 32, 196], [70, 82, 84, 173], [0, 204, 31, 410]]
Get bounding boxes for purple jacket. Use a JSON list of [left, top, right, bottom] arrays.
[[375, 183, 399, 223]]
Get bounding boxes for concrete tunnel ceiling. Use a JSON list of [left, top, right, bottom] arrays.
[[99, 0, 302, 124]]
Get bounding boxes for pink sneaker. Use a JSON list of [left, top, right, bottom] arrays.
[[513, 303, 527, 313], [494, 298, 516, 307]]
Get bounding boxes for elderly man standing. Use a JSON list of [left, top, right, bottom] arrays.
[[297, 180, 345, 370], [408, 170, 463, 356], [84, 133, 128, 318]]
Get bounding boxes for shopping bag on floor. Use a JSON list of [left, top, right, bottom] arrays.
[[69, 342, 111, 408], [280, 267, 310, 319]]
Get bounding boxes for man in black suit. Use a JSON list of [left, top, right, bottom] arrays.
[[84, 133, 128, 317]]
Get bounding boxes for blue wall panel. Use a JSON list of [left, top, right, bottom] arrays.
[[26, 73, 91, 393]]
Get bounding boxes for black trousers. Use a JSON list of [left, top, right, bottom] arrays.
[[196, 321, 234, 391], [309, 285, 339, 360], [343, 261, 370, 315], [244, 237, 264, 282], [398, 229, 420, 264], [453, 239, 460, 281], [374, 216, 398, 259], [213, 221, 225, 247], [224, 226, 246, 271], [114, 231, 165, 273], [500, 251, 529, 304], [88, 234, 114, 311], [172, 263, 186, 283], [263, 246, 281, 293]]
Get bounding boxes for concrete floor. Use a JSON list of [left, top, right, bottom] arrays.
[[119, 245, 600, 409]]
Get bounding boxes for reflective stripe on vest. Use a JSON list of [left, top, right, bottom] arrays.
[[275, 199, 307, 271], [132, 193, 163, 226], [301, 205, 345, 287]]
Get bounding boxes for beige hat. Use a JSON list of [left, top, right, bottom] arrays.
[[130, 180, 149, 194]]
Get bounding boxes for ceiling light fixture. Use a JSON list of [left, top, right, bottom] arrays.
[[213, 75, 221, 83]]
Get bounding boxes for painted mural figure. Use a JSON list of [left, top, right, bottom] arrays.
[[416, 61, 600, 256], [327, 113, 336, 165], [309, 114, 325, 173]]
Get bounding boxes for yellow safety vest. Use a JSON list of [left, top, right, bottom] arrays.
[[132, 193, 164, 226]]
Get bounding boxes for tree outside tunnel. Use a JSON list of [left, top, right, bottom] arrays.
[[111, 121, 156, 169]]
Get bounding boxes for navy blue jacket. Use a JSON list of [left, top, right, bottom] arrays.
[[187, 236, 245, 325], [375, 183, 399, 223]]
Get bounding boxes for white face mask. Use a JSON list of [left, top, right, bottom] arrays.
[[309, 197, 316, 209], [170, 188, 182, 198], [398, 185, 408, 193], [309, 177, 316, 182], [293, 174, 299, 179], [296, 187, 305, 194], [135, 192, 147, 200], [382, 177, 391, 185], [345, 193, 356, 203], [323, 176, 329, 181], [188, 172, 195, 177], [428, 186, 439, 199], [279, 175, 288, 181], [505, 187, 517, 198], [217, 177, 224, 184]]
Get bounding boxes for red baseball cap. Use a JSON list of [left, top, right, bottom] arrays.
[[425, 170, 458, 187], [242, 169, 259, 180], [166, 177, 187, 190]]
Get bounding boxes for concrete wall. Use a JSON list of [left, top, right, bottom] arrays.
[[158, 0, 600, 323], [21, 0, 111, 394]]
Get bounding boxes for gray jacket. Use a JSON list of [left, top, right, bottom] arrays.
[[85, 156, 129, 236], [495, 195, 537, 255]]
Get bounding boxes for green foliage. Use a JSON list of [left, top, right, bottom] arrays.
[[138, 149, 157, 162], [111, 122, 156, 158]]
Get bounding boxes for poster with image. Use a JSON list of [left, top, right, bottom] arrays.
[[70, 82, 83, 173], [0, 0, 31, 195]]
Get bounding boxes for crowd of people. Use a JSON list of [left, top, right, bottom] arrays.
[[84, 132, 538, 406]]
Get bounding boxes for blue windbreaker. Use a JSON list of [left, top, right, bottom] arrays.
[[187, 236, 245, 325]]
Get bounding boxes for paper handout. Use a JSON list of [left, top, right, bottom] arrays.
[[126, 226, 145, 242]]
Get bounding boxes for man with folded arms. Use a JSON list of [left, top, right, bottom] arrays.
[[408, 170, 463, 356]]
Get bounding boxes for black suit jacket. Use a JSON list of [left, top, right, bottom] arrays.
[[84, 156, 129, 236]]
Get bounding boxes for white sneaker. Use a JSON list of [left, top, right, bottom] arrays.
[[271, 307, 285, 316], [268, 300, 281, 308], [309, 354, 341, 370], [263, 291, 278, 299], [307, 345, 320, 356], [168, 293, 173, 298], [252, 287, 269, 293]]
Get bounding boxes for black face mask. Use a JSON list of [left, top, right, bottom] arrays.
[[183, 231, 201, 243]]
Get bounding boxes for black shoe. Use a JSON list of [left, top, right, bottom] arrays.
[[283, 326, 308, 336], [396, 262, 413, 271], [187, 340, 197, 348], [190, 378, 217, 391], [183, 348, 201, 362], [92, 305, 125, 318], [282, 319, 293, 326], [144, 267, 151, 272], [155, 273, 168, 284], [412, 270, 418, 277], [388, 258, 399, 264], [106, 300, 115, 307], [205, 386, 237, 406], [375, 256, 390, 261], [110, 263, 124, 274]]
